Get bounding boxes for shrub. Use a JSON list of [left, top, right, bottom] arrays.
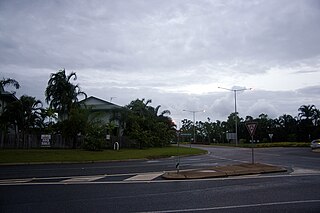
[[239, 139, 247, 144], [83, 123, 106, 151]]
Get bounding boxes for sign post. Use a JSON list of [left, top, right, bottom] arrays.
[[246, 122, 258, 164], [268, 133, 273, 143]]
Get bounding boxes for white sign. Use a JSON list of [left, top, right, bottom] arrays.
[[226, 133, 236, 140], [41, 134, 51, 147], [268, 134, 273, 139]]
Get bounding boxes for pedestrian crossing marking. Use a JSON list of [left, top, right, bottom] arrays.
[[124, 172, 163, 181], [62, 175, 106, 183], [0, 178, 33, 184]]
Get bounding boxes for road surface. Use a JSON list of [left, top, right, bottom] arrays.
[[0, 145, 319, 212]]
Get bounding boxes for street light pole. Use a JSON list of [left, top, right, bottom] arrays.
[[183, 109, 205, 146], [218, 87, 252, 146]]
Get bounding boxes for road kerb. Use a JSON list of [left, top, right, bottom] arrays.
[[162, 163, 287, 180]]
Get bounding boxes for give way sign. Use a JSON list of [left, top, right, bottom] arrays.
[[246, 122, 258, 137]]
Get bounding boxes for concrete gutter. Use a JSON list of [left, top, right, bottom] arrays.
[[162, 163, 287, 180]]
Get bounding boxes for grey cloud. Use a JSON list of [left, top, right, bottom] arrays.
[[2, 0, 320, 72], [297, 85, 320, 96], [293, 70, 320, 74], [1, 0, 320, 122]]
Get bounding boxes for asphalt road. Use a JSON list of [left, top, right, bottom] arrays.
[[0, 145, 319, 213]]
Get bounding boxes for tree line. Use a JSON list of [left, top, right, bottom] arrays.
[[180, 105, 320, 144], [1, 69, 319, 149], [0, 70, 175, 149]]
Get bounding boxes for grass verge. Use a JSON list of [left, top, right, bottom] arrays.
[[0, 146, 206, 164]]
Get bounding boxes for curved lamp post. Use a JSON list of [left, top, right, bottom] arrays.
[[218, 87, 252, 146]]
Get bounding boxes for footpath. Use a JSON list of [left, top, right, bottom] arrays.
[[162, 163, 287, 180]]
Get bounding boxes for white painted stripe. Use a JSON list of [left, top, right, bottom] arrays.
[[62, 175, 106, 183], [0, 178, 33, 184], [138, 199, 320, 213], [292, 167, 320, 174], [1, 172, 320, 186], [125, 172, 163, 181]]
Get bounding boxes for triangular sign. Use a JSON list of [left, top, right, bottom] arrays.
[[246, 122, 258, 137]]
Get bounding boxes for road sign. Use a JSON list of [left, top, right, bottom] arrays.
[[246, 122, 258, 137], [180, 133, 192, 136], [245, 122, 258, 164]]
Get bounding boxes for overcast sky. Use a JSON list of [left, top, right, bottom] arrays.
[[1, 0, 320, 123]]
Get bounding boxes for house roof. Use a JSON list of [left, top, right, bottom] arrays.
[[0, 85, 18, 103], [79, 96, 122, 110]]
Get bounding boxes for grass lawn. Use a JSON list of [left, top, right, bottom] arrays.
[[0, 146, 206, 164]]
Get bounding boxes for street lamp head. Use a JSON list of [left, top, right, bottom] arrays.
[[218, 86, 253, 92]]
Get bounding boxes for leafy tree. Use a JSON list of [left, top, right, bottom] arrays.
[[45, 69, 87, 148], [0, 78, 20, 92], [1, 95, 43, 147], [298, 105, 316, 120], [45, 69, 86, 120], [60, 107, 89, 148], [0, 78, 20, 145], [298, 105, 316, 141], [83, 121, 106, 151], [123, 99, 175, 148]]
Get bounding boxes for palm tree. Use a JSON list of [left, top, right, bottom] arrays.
[[0, 78, 20, 92], [45, 69, 86, 120], [20, 95, 44, 131], [0, 78, 20, 147], [298, 105, 316, 141], [298, 105, 316, 121], [312, 108, 320, 126], [1, 95, 43, 147]]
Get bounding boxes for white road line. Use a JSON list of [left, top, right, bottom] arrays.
[[292, 167, 320, 175], [138, 199, 320, 213], [62, 175, 106, 183], [1, 171, 320, 186], [0, 178, 33, 184], [124, 172, 164, 181]]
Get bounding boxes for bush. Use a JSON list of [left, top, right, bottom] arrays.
[[83, 123, 106, 151], [83, 136, 105, 151], [239, 139, 247, 144]]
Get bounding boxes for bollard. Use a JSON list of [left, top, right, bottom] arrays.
[[113, 142, 119, 151]]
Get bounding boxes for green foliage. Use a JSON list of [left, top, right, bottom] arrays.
[[1, 95, 43, 133], [83, 122, 106, 151], [181, 104, 320, 144], [45, 69, 86, 120], [239, 139, 247, 144], [122, 99, 176, 148]]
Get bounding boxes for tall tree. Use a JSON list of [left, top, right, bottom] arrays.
[[0, 78, 20, 147], [0, 78, 20, 92], [123, 98, 175, 148], [1, 95, 43, 147], [298, 105, 316, 121], [45, 69, 86, 120]]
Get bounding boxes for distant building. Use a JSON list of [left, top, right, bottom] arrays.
[[79, 96, 124, 136], [0, 85, 18, 116]]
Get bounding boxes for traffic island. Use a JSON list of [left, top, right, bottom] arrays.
[[162, 163, 287, 180]]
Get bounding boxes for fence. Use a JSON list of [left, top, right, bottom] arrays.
[[0, 132, 132, 149]]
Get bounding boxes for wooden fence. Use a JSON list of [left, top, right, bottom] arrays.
[[0, 132, 132, 149]]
